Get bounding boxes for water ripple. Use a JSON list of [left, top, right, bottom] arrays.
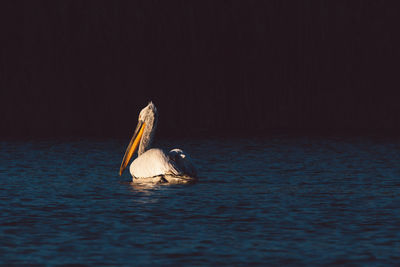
[[0, 137, 399, 265]]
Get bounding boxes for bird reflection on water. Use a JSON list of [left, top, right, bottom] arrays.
[[125, 181, 165, 193]]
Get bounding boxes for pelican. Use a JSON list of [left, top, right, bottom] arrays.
[[119, 102, 197, 184]]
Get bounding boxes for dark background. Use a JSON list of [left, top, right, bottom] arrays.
[[1, 0, 398, 139]]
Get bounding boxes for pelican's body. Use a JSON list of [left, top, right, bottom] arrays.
[[119, 102, 197, 184]]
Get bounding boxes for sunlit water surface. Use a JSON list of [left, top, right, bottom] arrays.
[[1, 137, 399, 265]]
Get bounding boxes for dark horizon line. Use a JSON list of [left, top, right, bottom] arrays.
[[2, 128, 400, 141]]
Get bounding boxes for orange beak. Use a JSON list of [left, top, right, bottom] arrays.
[[119, 121, 146, 175]]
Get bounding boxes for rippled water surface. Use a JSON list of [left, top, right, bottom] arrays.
[[1, 137, 400, 265]]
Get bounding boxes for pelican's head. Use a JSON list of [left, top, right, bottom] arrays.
[[119, 102, 158, 175]]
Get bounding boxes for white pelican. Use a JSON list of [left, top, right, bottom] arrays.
[[119, 102, 197, 184]]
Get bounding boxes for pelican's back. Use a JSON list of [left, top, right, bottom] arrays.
[[130, 148, 179, 178]]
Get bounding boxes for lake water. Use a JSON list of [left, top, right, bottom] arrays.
[[1, 137, 399, 265]]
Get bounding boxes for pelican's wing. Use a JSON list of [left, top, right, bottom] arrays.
[[168, 149, 197, 178], [130, 148, 181, 178]]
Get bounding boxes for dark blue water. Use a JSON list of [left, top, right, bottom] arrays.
[[1, 137, 400, 265]]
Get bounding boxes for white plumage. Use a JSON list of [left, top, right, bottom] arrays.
[[119, 102, 197, 184], [130, 148, 179, 178]]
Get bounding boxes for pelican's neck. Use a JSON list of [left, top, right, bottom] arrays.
[[138, 117, 157, 156]]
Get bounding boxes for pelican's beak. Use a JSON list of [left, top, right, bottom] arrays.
[[119, 121, 146, 175]]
